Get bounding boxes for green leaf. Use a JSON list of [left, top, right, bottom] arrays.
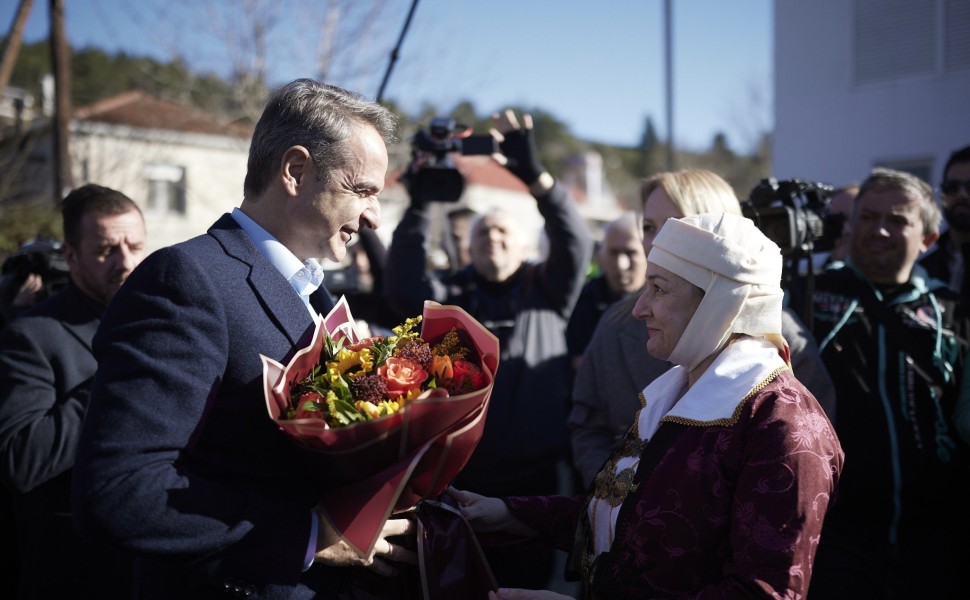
[[327, 391, 365, 426]]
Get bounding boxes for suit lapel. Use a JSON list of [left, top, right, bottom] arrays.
[[208, 214, 314, 348]]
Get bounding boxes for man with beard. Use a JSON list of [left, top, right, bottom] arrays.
[[808, 167, 970, 599], [919, 144, 970, 305]]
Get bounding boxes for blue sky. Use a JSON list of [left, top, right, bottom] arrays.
[[2, 0, 773, 151]]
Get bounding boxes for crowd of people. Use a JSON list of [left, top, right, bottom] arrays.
[[0, 76, 967, 599]]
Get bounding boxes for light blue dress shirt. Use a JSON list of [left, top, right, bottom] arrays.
[[230, 207, 322, 569], [231, 208, 324, 316]]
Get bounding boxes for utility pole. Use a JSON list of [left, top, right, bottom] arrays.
[[664, 0, 674, 171], [0, 0, 35, 96], [50, 0, 72, 202]]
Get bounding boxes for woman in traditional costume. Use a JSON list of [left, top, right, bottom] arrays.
[[456, 212, 844, 599]]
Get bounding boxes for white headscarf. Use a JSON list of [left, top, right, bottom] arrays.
[[647, 212, 786, 370]]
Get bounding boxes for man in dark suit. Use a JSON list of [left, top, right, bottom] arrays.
[[71, 80, 413, 599], [0, 184, 147, 599]]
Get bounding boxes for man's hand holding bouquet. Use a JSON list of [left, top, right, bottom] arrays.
[[262, 298, 499, 598]]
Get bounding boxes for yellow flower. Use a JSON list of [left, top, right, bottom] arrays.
[[327, 347, 374, 377], [355, 399, 401, 420]]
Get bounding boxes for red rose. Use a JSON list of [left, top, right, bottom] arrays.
[[378, 356, 428, 399], [445, 360, 486, 394], [295, 391, 326, 420]]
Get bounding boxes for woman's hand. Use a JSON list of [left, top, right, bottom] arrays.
[[448, 487, 537, 537], [488, 588, 575, 600]]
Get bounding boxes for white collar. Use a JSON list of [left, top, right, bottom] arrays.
[[231, 208, 325, 300], [641, 338, 787, 429]]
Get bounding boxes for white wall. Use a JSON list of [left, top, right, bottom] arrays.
[[71, 123, 249, 253], [773, 0, 970, 188]]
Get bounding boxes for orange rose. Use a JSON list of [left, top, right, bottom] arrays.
[[378, 357, 428, 399]]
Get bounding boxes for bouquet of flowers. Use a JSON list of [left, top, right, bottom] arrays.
[[261, 298, 499, 560]]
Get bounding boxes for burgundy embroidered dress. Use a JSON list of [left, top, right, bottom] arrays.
[[506, 339, 844, 599]]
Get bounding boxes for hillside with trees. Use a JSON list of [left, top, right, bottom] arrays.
[[1, 38, 771, 255]]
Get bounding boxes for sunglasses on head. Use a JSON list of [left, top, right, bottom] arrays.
[[941, 179, 970, 195]]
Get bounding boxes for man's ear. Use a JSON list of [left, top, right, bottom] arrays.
[[921, 229, 941, 252], [279, 145, 311, 196], [62, 241, 78, 272]]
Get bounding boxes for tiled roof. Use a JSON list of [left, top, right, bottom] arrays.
[[384, 154, 589, 203], [73, 91, 253, 139], [454, 155, 527, 192]]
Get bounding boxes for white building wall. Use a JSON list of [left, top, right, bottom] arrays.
[[70, 123, 248, 253], [774, 0, 970, 188]]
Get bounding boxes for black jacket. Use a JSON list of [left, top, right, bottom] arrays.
[[385, 183, 593, 487]]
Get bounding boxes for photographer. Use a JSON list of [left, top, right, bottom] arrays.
[[384, 109, 593, 589]]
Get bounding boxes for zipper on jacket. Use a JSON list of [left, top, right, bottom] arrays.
[[877, 325, 903, 545]]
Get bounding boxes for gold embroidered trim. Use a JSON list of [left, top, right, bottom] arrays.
[[658, 365, 789, 427]]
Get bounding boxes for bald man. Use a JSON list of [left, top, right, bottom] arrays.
[[567, 212, 647, 370]]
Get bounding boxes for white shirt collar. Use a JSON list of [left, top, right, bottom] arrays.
[[231, 208, 324, 308]]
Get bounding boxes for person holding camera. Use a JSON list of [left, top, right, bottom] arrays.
[[807, 167, 970, 599], [385, 109, 593, 589], [0, 184, 147, 599]]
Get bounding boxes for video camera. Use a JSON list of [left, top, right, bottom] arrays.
[[405, 117, 498, 204], [741, 178, 842, 255], [0, 239, 70, 322]]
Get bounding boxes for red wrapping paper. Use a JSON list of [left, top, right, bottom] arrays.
[[262, 298, 499, 558]]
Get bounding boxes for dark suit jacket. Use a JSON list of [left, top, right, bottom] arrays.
[[0, 281, 132, 599], [72, 215, 345, 599]]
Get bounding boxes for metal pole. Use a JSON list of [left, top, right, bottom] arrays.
[[664, 0, 674, 170]]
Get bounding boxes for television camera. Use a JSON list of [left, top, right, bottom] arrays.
[[740, 178, 842, 327], [740, 178, 842, 256], [404, 117, 498, 204]]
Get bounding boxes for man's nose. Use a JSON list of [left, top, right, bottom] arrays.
[[618, 254, 631, 271], [118, 246, 139, 273], [362, 198, 381, 230]]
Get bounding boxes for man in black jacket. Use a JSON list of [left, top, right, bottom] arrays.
[[0, 184, 147, 599], [919, 144, 970, 303], [385, 109, 593, 589], [809, 167, 970, 599]]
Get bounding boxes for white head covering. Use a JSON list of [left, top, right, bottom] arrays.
[[647, 212, 786, 370]]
